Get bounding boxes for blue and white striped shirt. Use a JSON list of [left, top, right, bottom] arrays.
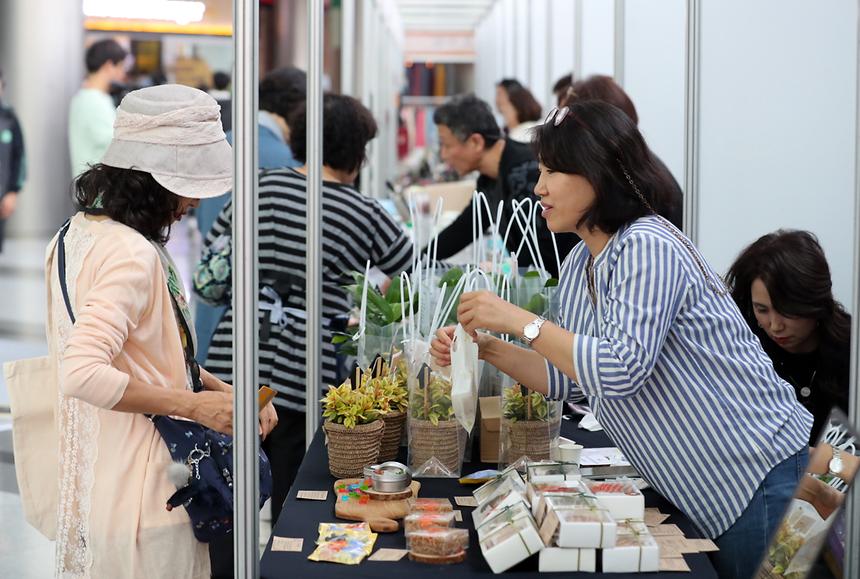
[[546, 215, 812, 538]]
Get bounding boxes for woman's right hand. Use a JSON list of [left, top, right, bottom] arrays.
[[188, 391, 234, 435], [430, 326, 492, 367]]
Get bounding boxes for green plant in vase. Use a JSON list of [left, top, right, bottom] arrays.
[[409, 373, 454, 426], [322, 379, 381, 429], [502, 385, 550, 423]]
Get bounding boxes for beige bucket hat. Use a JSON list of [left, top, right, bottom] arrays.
[[100, 84, 232, 199]]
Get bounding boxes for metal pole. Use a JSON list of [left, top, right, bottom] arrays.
[[306, 0, 323, 448], [683, 0, 700, 242], [232, 0, 260, 574], [614, 0, 625, 85], [844, 4, 860, 576], [341, 0, 355, 96], [574, 0, 583, 79]]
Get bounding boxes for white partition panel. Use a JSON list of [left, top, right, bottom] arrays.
[[503, 0, 516, 78], [623, 0, 685, 184], [697, 0, 857, 306], [529, 0, 551, 111], [548, 0, 576, 95], [580, 0, 614, 77], [514, 0, 530, 82]]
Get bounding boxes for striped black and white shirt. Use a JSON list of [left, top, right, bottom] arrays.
[[199, 168, 413, 411], [546, 215, 812, 539]]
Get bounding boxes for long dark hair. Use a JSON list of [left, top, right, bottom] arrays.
[[725, 230, 852, 360], [532, 100, 678, 233], [565, 75, 638, 125], [497, 79, 543, 123], [74, 164, 181, 244]]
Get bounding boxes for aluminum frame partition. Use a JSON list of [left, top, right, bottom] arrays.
[[232, 0, 260, 575], [682, 0, 700, 244], [306, 0, 324, 448]]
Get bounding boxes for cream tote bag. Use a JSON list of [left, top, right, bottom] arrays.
[[3, 235, 59, 539]]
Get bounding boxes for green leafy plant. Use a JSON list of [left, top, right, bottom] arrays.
[[361, 358, 409, 415], [332, 274, 417, 354], [409, 373, 454, 426], [502, 385, 550, 422], [322, 380, 381, 429]]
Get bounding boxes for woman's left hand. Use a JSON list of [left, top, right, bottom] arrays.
[[457, 290, 533, 338], [259, 402, 278, 440]]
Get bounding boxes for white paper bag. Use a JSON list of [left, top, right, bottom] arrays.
[[451, 324, 480, 433]]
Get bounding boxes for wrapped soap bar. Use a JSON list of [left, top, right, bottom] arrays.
[[406, 528, 470, 557], [539, 547, 597, 572], [527, 461, 581, 483], [404, 511, 456, 534], [479, 514, 544, 574], [476, 501, 534, 541], [585, 479, 645, 521], [471, 488, 528, 528], [473, 467, 526, 505], [602, 521, 659, 572], [526, 480, 587, 509], [408, 497, 454, 513], [555, 505, 617, 548], [535, 492, 594, 525]]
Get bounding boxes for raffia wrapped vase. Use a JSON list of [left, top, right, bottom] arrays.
[[378, 410, 407, 462], [323, 419, 383, 478], [502, 416, 562, 465], [408, 418, 462, 474]]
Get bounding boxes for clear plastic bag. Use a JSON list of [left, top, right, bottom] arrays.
[[499, 373, 562, 469]]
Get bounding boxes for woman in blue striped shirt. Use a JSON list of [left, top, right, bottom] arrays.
[[431, 101, 813, 578]]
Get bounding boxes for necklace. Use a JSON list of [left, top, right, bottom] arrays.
[[777, 357, 818, 400]]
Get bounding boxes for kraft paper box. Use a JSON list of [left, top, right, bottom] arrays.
[[479, 396, 501, 463], [585, 479, 645, 521], [602, 521, 660, 573], [473, 466, 525, 505], [479, 514, 544, 574], [538, 547, 597, 572]]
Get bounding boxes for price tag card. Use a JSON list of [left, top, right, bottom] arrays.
[[272, 537, 304, 552], [659, 557, 691, 572], [650, 524, 684, 536], [369, 548, 409, 562], [296, 490, 328, 501], [454, 496, 478, 507], [644, 508, 670, 527], [453, 510, 463, 522], [686, 539, 719, 552]]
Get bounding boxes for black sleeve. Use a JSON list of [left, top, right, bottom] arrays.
[[7, 112, 25, 194], [421, 186, 495, 261]]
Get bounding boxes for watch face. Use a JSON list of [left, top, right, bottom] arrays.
[[524, 324, 538, 340], [829, 456, 844, 475]]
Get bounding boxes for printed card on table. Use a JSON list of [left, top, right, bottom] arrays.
[[272, 537, 304, 552], [369, 548, 409, 562], [454, 496, 478, 507], [296, 490, 329, 501]]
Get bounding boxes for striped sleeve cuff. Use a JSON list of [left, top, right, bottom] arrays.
[[572, 334, 602, 398], [545, 358, 569, 400]]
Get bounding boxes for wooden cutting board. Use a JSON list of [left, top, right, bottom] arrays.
[[332, 478, 421, 533]]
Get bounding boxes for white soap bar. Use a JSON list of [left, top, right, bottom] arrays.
[[472, 489, 528, 528], [556, 508, 617, 549], [539, 547, 597, 572], [585, 479, 645, 521], [479, 516, 544, 574], [602, 525, 660, 572]]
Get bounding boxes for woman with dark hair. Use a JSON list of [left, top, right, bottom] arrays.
[[194, 93, 413, 526], [563, 74, 684, 229], [727, 230, 851, 443], [496, 78, 543, 143], [431, 100, 812, 578], [49, 85, 276, 578]]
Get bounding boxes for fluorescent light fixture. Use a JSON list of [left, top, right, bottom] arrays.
[[83, 0, 207, 26]]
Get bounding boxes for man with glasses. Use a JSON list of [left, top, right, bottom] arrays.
[[431, 94, 578, 276]]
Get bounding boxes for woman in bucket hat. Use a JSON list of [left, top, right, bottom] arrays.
[[46, 84, 276, 578]]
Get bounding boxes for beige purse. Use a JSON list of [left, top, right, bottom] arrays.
[[2, 234, 59, 539]]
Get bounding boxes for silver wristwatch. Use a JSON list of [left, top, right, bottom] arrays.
[[828, 446, 844, 478], [522, 316, 547, 345]]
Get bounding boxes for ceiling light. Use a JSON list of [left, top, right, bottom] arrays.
[[83, 0, 207, 26]]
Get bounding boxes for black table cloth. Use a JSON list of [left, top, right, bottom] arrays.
[[260, 416, 719, 578]]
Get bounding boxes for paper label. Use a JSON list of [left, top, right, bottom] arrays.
[[453, 510, 463, 522], [686, 539, 719, 552], [651, 524, 684, 536], [644, 508, 670, 527], [368, 548, 409, 562], [272, 537, 304, 552], [297, 490, 329, 501], [655, 536, 697, 556], [659, 557, 691, 572], [539, 508, 560, 546], [454, 496, 478, 507]]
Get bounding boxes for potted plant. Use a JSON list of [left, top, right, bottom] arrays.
[[322, 380, 384, 478], [500, 384, 562, 466], [361, 359, 410, 462], [407, 369, 465, 475]]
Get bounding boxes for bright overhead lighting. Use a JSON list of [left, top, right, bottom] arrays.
[[83, 0, 207, 25]]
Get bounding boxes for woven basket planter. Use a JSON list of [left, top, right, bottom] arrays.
[[378, 411, 407, 462], [323, 419, 383, 478], [502, 417, 561, 464], [408, 418, 462, 473]]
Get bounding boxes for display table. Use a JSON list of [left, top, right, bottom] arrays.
[[260, 417, 719, 578]]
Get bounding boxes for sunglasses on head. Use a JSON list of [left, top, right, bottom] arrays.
[[544, 106, 570, 126]]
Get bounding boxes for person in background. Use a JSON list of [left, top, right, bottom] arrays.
[[0, 67, 26, 253], [209, 70, 232, 133], [194, 93, 412, 535], [726, 230, 851, 443], [69, 39, 127, 177], [495, 78, 543, 143], [194, 67, 306, 366], [564, 74, 684, 230], [431, 93, 579, 277], [430, 100, 812, 579], [552, 73, 573, 106]]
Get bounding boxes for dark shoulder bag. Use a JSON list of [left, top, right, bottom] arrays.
[[57, 220, 272, 542]]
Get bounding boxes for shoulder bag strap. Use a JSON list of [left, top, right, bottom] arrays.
[[57, 220, 75, 325]]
